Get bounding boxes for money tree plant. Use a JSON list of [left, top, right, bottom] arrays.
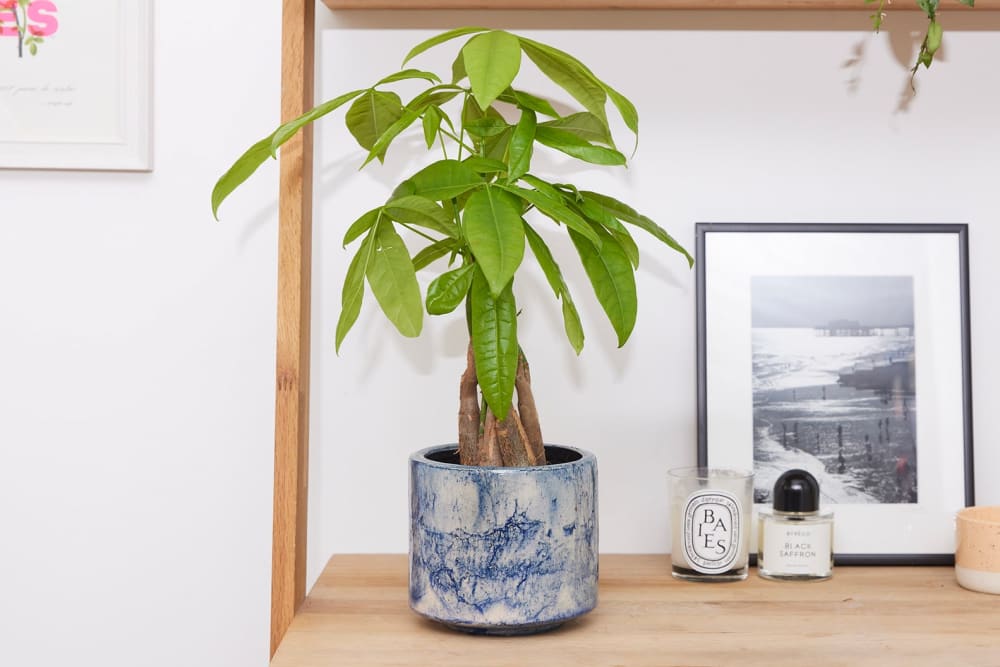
[[213, 27, 692, 467]]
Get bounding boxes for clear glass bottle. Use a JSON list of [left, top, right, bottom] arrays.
[[758, 469, 834, 582]]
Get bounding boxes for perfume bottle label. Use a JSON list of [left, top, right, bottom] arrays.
[[762, 521, 832, 575], [683, 490, 742, 573]]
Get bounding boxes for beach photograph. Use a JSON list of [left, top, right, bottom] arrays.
[[751, 276, 917, 505]]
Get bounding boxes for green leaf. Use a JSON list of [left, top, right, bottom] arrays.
[[360, 107, 422, 168], [524, 223, 584, 354], [345, 90, 404, 162], [212, 133, 275, 220], [29, 42, 36, 56], [336, 232, 376, 353], [520, 38, 608, 125], [342, 207, 382, 247], [375, 69, 442, 87], [464, 116, 510, 138], [534, 126, 626, 166], [959, 0, 974, 6], [463, 30, 522, 111], [570, 225, 637, 348], [451, 51, 467, 83], [470, 268, 518, 420], [406, 85, 462, 113], [426, 263, 476, 315], [576, 198, 639, 269], [925, 20, 943, 56], [366, 221, 423, 338], [462, 186, 525, 297], [384, 195, 460, 239], [270, 89, 366, 155], [462, 156, 509, 174], [496, 183, 602, 248], [507, 109, 536, 182], [408, 159, 484, 201], [402, 27, 490, 66], [605, 85, 639, 140], [422, 105, 442, 149], [540, 112, 613, 147], [581, 190, 694, 267], [413, 238, 463, 271], [483, 127, 514, 163], [519, 174, 565, 202], [500, 89, 560, 118]]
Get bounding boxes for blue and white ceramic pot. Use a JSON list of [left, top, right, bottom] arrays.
[[409, 445, 599, 635]]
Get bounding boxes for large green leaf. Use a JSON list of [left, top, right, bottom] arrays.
[[269, 89, 367, 156], [462, 186, 525, 297], [359, 107, 422, 169], [507, 109, 536, 182], [576, 198, 639, 269], [521, 36, 638, 142], [408, 159, 484, 201], [540, 112, 613, 147], [384, 195, 460, 239], [462, 156, 509, 174], [470, 268, 518, 420], [402, 27, 490, 66], [345, 90, 404, 162], [425, 263, 476, 315], [422, 105, 442, 148], [497, 88, 560, 118], [375, 69, 441, 87], [336, 231, 376, 353], [570, 225, 637, 348], [496, 183, 602, 248], [212, 133, 275, 220], [342, 207, 381, 247], [366, 221, 423, 338], [523, 222, 584, 354], [581, 190, 693, 266], [534, 126, 626, 166], [520, 38, 608, 125], [412, 238, 463, 271], [462, 30, 522, 111]]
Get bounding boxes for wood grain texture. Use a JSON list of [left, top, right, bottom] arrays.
[[322, 0, 994, 10], [271, 554, 1000, 666], [272, 0, 316, 657]]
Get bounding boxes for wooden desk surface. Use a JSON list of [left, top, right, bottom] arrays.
[[271, 554, 1000, 666]]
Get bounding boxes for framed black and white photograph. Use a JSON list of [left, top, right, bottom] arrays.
[[696, 223, 974, 565]]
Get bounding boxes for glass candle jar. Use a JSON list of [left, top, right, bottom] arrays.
[[668, 467, 753, 582]]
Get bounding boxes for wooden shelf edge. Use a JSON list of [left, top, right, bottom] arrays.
[[322, 0, 995, 10]]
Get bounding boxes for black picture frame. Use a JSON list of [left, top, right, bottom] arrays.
[[696, 223, 974, 566]]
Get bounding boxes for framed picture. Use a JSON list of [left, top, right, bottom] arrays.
[[0, 0, 152, 170], [696, 223, 974, 565]]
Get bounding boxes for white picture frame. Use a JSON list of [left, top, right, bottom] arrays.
[[0, 0, 152, 171], [696, 223, 974, 565]]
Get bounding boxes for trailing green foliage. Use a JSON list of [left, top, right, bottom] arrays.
[[213, 28, 693, 417], [867, 0, 976, 83]]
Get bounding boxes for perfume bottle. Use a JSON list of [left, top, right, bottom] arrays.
[[758, 469, 833, 581]]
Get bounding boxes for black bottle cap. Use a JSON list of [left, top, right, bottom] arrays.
[[772, 469, 820, 513]]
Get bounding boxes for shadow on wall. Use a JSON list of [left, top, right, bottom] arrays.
[[318, 9, 997, 116]]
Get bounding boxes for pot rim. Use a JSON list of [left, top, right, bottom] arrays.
[[411, 444, 596, 471]]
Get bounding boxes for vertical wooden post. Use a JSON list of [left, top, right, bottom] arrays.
[[272, 0, 315, 657]]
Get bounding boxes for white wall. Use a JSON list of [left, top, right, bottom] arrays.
[[1, 2, 280, 667], [310, 10, 1000, 587], [4, 6, 999, 666]]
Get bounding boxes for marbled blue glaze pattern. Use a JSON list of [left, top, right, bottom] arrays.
[[409, 445, 598, 634]]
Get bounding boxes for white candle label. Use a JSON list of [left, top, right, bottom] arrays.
[[683, 490, 741, 573]]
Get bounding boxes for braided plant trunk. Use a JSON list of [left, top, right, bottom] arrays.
[[458, 343, 546, 467]]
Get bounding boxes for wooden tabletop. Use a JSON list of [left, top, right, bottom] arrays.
[[271, 554, 1000, 666]]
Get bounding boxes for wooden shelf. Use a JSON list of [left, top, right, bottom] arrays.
[[322, 0, 995, 10], [270, 554, 1000, 666]]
